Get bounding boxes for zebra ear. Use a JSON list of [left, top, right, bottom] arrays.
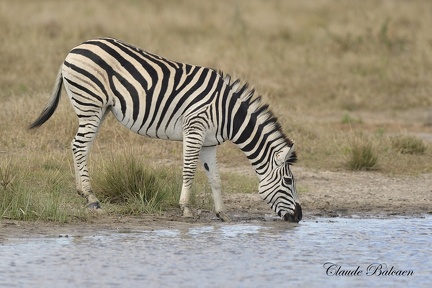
[[275, 147, 290, 166], [284, 143, 297, 165]]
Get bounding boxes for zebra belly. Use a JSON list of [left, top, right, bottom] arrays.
[[133, 123, 222, 146], [109, 100, 224, 145], [111, 107, 222, 145], [136, 126, 184, 141], [117, 114, 184, 141]]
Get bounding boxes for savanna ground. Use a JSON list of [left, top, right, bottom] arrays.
[[1, 0, 432, 235]]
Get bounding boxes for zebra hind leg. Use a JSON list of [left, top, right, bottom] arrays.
[[71, 111, 106, 209], [199, 146, 231, 222]]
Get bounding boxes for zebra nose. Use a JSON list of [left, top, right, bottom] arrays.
[[283, 202, 302, 223]]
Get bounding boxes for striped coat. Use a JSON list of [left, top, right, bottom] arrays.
[[30, 38, 302, 222]]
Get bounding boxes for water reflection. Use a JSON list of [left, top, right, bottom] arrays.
[[0, 216, 430, 288]]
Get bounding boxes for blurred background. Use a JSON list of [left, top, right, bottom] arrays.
[[1, 0, 431, 174]]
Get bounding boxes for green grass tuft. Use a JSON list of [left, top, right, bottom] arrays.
[[1, 159, 84, 222], [341, 113, 362, 125], [94, 154, 182, 214], [391, 135, 427, 155], [346, 137, 379, 171]]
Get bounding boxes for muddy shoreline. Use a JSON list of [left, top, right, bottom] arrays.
[[1, 167, 431, 238]]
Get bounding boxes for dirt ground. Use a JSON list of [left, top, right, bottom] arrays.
[[1, 166, 431, 239]]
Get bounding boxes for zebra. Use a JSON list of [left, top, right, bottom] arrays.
[[29, 37, 302, 223]]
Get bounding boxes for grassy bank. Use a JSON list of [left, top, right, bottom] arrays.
[[1, 0, 432, 221]]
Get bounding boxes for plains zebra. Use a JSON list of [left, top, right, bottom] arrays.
[[29, 37, 302, 222]]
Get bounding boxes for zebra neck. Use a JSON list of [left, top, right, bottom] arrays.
[[236, 137, 287, 181], [229, 107, 287, 181], [219, 74, 291, 180]]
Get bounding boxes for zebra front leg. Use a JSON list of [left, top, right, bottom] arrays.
[[179, 126, 205, 218], [199, 146, 231, 222]]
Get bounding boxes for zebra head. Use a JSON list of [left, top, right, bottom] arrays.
[[259, 144, 302, 222]]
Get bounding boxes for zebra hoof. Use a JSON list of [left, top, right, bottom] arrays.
[[87, 202, 101, 209], [216, 212, 231, 222], [182, 206, 194, 218]]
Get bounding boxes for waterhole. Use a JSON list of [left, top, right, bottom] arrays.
[[0, 216, 430, 287]]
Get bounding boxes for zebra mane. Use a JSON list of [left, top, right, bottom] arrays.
[[218, 71, 296, 163]]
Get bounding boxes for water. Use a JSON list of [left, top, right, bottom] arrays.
[[0, 216, 431, 288]]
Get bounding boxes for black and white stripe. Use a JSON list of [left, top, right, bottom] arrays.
[[29, 37, 302, 222]]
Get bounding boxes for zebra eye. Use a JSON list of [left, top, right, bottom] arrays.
[[283, 177, 293, 185]]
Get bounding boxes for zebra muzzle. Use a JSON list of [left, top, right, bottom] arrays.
[[283, 202, 302, 223]]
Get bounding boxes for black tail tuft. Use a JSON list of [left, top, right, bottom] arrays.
[[28, 68, 63, 130]]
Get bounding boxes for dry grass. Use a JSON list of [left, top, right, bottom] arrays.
[[1, 0, 432, 220]]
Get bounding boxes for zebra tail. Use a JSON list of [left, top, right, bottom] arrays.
[[28, 67, 63, 130]]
